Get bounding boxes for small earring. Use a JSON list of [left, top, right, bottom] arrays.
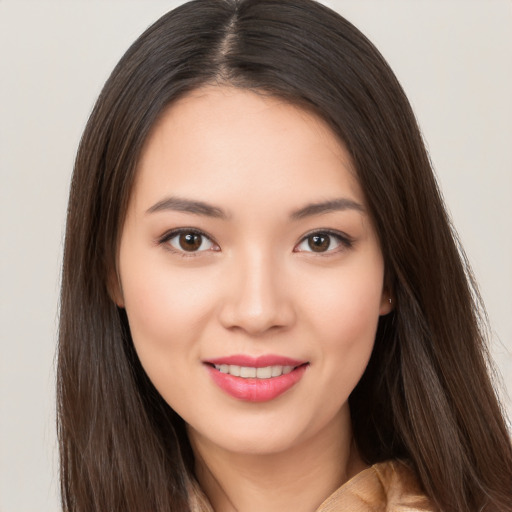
[[388, 297, 392, 304]]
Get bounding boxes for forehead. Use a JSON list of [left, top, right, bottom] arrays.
[[131, 86, 363, 213]]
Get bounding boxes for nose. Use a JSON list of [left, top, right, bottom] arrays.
[[218, 252, 296, 336]]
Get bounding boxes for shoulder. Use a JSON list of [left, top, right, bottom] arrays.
[[316, 460, 435, 512]]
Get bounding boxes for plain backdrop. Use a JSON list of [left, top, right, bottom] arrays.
[[1, 1, 511, 511]]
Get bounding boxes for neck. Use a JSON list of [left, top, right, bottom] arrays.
[[188, 410, 366, 512]]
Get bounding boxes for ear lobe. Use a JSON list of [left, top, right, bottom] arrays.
[[379, 292, 393, 316], [107, 271, 125, 308]]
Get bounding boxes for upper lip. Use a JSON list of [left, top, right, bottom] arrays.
[[204, 354, 307, 368]]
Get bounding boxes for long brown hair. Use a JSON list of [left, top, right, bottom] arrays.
[[57, 0, 512, 510]]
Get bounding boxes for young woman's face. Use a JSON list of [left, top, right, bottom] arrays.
[[116, 86, 391, 455]]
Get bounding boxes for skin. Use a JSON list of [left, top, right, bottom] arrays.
[[115, 86, 392, 512]]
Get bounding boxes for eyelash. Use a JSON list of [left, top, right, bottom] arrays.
[[157, 228, 354, 256], [294, 229, 354, 255], [158, 228, 220, 257]]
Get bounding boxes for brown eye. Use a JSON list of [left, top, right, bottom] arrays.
[[166, 231, 215, 253], [179, 233, 202, 251], [308, 234, 330, 252], [295, 231, 351, 254]]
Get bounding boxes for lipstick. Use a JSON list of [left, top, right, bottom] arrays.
[[204, 355, 309, 402]]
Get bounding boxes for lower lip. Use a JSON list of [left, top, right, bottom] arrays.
[[206, 364, 308, 402]]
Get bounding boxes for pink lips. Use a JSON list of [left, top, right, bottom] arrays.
[[204, 354, 308, 402]]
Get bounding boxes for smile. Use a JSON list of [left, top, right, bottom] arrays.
[[213, 364, 295, 379], [205, 355, 309, 402]]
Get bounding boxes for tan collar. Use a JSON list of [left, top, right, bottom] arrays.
[[316, 460, 433, 511], [189, 460, 434, 512]]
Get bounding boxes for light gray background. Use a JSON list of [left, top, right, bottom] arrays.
[[1, 1, 511, 511]]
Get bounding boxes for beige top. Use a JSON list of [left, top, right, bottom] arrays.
[[315, 460, 433, 511], [189, 460, 434, 512]]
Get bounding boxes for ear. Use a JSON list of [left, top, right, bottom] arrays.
[[379, 290, 393, 316], [107, 270, 125, 308]]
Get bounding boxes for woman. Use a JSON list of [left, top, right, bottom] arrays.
[[57, 0, 512, 510]]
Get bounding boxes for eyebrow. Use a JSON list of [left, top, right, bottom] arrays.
[[290, 198, 365, 220], [146, 196, 228, 219], [146, 195, 364, 220]]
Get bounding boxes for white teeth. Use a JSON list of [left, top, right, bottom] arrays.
[[256, 366, 272, 379], [271, 365, 282, 377], [213, 364, 296, 379], [240, 366, 257, 378], [229, 364, 241, 377]]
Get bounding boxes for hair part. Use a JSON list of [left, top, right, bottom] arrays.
[[58, 1, 512, 510]]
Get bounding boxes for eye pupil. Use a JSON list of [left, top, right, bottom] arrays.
[[179, 232, 202, 251], [308, 234, 330, 252]]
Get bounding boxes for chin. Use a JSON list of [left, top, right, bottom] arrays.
[[210, 432, 300, 456]]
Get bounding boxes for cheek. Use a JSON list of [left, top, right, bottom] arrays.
[[299, 257, 384, 386], [303, 258, 384, 337], [124, 272, 192, 345], [119, 251, 217, 382]]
